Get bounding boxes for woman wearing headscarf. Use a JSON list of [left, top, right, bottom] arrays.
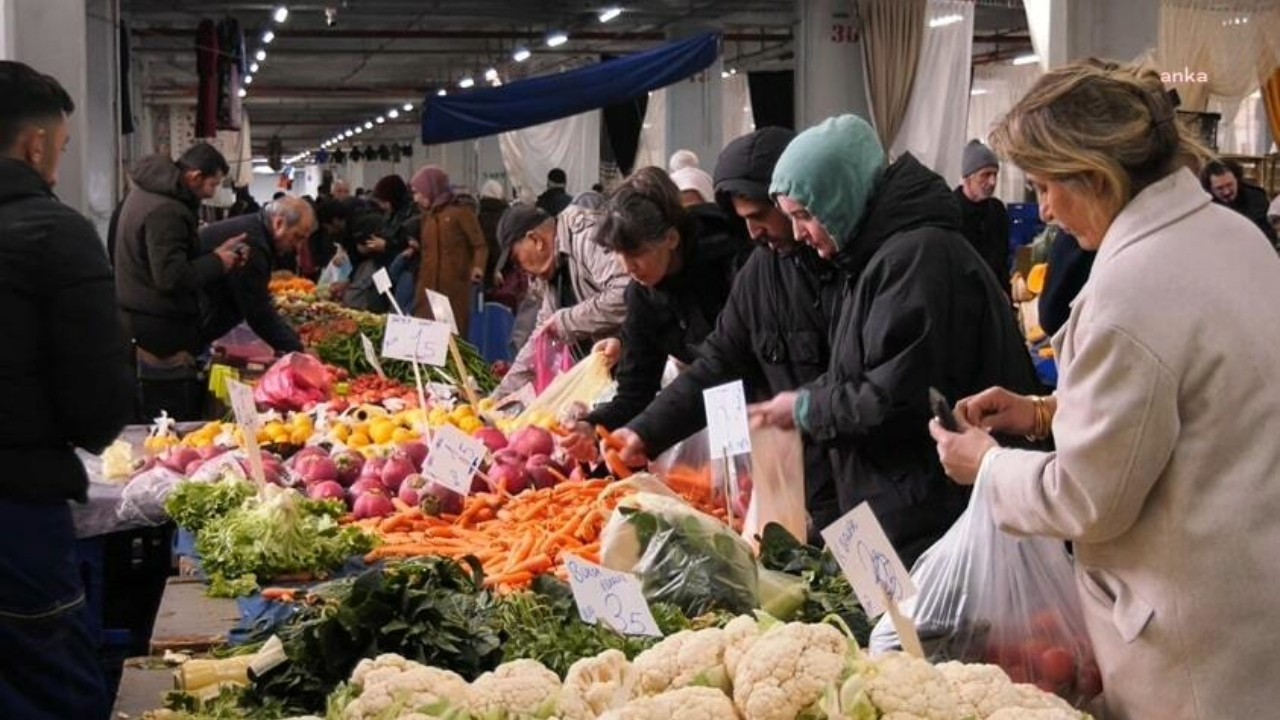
[[931, 60, 1280, 719], [407, 166, 487, 337]]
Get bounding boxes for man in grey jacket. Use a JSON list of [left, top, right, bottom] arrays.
[[489, 203, 629, 398]]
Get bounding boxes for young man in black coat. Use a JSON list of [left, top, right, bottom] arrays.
[[1200, 159, 1279, 247], [198, 196, 314, 354], [0, 61, 135, 720]]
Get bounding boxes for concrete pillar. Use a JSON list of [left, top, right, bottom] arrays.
[[84, 0, 120, 237], [665, 25, 723, 168], [796, 0, 872, 130], [0, 0, 15, 60], [1067, 0, 1159, 64]]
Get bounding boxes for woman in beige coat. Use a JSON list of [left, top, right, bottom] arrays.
[[408, 166, 487, 338], [932, 60, 1280, 719]]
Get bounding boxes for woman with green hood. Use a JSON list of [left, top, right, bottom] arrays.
[[748, 115, 1040, 565]]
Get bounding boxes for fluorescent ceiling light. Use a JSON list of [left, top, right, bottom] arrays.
[[273, 6, 289, 23], [237, 88, 247, 98], [484, 67, 498, 82], [721, 70, 730, 78], [250, 62, 260, 73], [355, 127, 363, 134], [970, 88, 989, 96], [344, 130, 354, 137], [262, 30, 275, 43], [599, 7, 622, 23], [364, 121, 373, 129], [255, 49, 267, 62], [513, 47, 531, 62], [929, 14, 963, 28], [546, 32, 568, 47], [388, 109, 400, 119], [1012, 54, 1039, 66], [404, 102, 414, 111], [437, 88, 447, 96], [253, 165, 276, 175], [244, 75, 253, 85], [376, 116, 385, 124], [459, 76, 475, 88]]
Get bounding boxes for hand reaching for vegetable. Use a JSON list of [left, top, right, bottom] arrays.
[[609, 428, 649, 468], [558, 421, 598, 464], [592, 338, 621, 369]]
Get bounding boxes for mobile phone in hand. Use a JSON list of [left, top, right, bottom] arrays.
[[929, 387, 959, 432]]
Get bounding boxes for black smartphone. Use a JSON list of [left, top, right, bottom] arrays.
[[929, 387, 959, 432]]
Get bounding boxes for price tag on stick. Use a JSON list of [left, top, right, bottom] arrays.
[[226, 379, 267, 488], [821, 503, 922, 656], [564, 555, 662, 637], [372, 267, 393, 296], [703, 380, 752, 459], [423, 424, 486, 495], [382, 315, 451, 367], [360, 333, 387, 379], [425, 289, 459, 335]]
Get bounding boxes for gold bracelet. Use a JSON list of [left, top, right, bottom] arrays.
[[1025, 395, 1051, 442]]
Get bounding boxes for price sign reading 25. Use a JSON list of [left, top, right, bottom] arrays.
[[564, 555, 662, 637]]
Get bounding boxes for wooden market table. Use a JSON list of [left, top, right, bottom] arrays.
[[148, 576, 242, 655], [112, 657, 175, 719]]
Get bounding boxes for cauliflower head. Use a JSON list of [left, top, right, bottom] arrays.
[[557, 650, 638, 720], [632, 628, 730, 696], [731, 621, 854, 720], [936, 662, 1027, 719], [864, 652, 959, 720], [468, 658, 563, 720], [342, 655, 469, 720], [598, 686, 739, 720], [721, 615, 763, 681]]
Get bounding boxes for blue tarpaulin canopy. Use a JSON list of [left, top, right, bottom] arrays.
[[420, 32, 721, 145]]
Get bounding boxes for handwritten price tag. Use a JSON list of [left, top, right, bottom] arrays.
[[703, 380, 752, 459], [360, 333, 387, 379], [372, 267, 392, 295], [423, 424, 486, 495], [821, 502, 917, 618], [225, 379, 267, 488], [382, 315, 451, 367], [425, 289, 459, 335], [564, 555, 662, 637]]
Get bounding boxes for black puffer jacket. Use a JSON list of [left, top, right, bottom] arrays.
[[800, 154, 1041, 566], [198, 212, 303, 353], [0, 160, 134, 502], [113, 155, 224, 356], [584, 206, 750, 430]]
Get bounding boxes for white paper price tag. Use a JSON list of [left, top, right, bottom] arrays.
[[703, 380, 752, 459], [372, 267, 392, 295], [821, 502, 917, 618], [423, 424, 486, 495], [225, 379, 267, 488], [425, 289, 459, 335], [360, 333, 387, 379], [382, 315, 451, 367], [564, 555, 662, 637]]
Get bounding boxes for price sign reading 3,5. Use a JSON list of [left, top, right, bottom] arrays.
[[382, 315, 451, 367], [564, 555, 662, 637], [703, 380, 752, 459], [423, 424, 486, 496], [820, 502, 917, 618]]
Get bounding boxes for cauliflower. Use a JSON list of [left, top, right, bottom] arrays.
[[467, 658, 563, 720], [632, 628, 730, 696], [557, 650, 638, 720], [731, 621, 856, 720], [864, 652, 959, 720], [342, 654, 469, 720], [721, 615, 763, 680], [936, 662, 1028, 719], [987, 709, 1088, 720], [598, 686, 739, 720]]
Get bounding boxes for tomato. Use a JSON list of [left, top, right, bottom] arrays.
[[1030, 609, 1066, 640], [1037, 647, 1076, 686], [1077, 660, 1104, 697]]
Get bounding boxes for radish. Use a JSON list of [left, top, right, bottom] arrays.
[[196, 446, 225, 461], [421, 480, 465, 516], [380, 451, 417, 493], [397, 441, 428, 468], [525, 454, 566, 490], [348, 478, 384, 498], [294, 453, 338, 485], [332, 450, 365, 487], [352, 491, 394, 519], [473, 427, 509, 453], [287, 445, 327, 468], [308, 480, 347, 503], [488, 461, 530, 495], [397, 474, 430, 506], [359, 456, 387, 481], [162, 447, 200, 474], [509, 427, 554, 459], [492, 448, 526, 467]]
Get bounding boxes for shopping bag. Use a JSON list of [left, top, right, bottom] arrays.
[[253, 353, 334, 412], [513, 351, 615, 430], [740, 427, 808, 551], [532, 330, 576, 394], [869, 477, 1101, 707]]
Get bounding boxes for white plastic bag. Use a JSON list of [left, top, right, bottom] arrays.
[[117, 466, 186, 526]]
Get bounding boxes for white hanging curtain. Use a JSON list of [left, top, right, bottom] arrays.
[[967, 63, 1043, 204], [1022, 0, 1053, 70], [1158, 0, 1276, 113], [633, 89, 667, 173], [721, 73, 755, 147], [498, 110, 601, 203], [889, 0, 974, 186]]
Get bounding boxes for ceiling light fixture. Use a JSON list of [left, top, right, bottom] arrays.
[[344, 130, 354, 137], [437, 89, 447, 96], [490, 78, 502, 87], [459, 76, 475, 88], [970, 88, 989, 96], [928, 14, 963, 28], [403, 102, 414, 111], [1012, 54, 1039, 66], [388, 109, 400, 119], [244, 75, 253, 85], [250, 62, 260, 73], [355, 127, 363, 134], [484, 67, 498, 82], [255, 49, 267, 62], [273, 6, 289, 23], [513, 47, 531, 62], [364, 121, 373, 129], [546, 31, 568, 47], [599, 7, 622, 23], [376, 116, 385, 124], [238, 88, 247, 98], [262, 30, 275, 43]]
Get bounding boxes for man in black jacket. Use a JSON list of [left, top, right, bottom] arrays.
[[954, 140, 1011, 292], [0, 61, 134, 720], [1200, 159, 1279, 247], [113, 142, 247, 420], [199, 196, 314, 354], [751, 116, 1041, 566], [612, 127, 844, 534], [536, 167, 573, 216]]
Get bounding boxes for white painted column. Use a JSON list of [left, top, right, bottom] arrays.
[[796, 0, 872, 131]]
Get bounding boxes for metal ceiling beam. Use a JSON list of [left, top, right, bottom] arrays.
[[131, 28, 791, 42]]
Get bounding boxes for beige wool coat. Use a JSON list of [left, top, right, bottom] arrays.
[[981, 168, 1280, 719]]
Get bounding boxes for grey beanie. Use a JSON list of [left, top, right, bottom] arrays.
[[962, 139, 999, 178]]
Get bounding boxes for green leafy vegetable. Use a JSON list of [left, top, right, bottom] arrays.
[[757, 522, 874, 645], [195, 485, 373, 597], [166, 481, 255, 533]]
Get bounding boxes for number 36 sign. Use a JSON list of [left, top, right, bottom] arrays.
[[564, 555, 662, 637]]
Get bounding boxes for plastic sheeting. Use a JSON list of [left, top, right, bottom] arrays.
[[421, 32, 720, 145]]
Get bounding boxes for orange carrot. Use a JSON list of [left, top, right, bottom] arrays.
[[603, 450, 633, 479]]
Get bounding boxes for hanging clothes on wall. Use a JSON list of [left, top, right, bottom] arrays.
[[217, 17, 246, 131], [195, 19, 219, 138]]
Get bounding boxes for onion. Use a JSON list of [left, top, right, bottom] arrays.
[[332, 450, 365, 487], [525, 454, 565, 490], [397, 441, 429, 468], [293, 453, 338, 485], [308, 480, 347, 503], [348, 478, 384, 498], [352, 491, 394, 519], [509, 427, 554, 459], [162, 447, 200, 473], [488, 461, 530, 496], [473, 427, 509, 453], [380, 452, 417, 493]]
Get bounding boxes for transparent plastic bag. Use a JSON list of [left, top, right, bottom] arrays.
[[118, 466, 186, 526], [870, 478, 1101, 706], [600, 491, 760, 617], [514, 351, 615, 430], [532, 331, 576, 394], [740, 427, 808, 552], [253, 353, 333, 411]]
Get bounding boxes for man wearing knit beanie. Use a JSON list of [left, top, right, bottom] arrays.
[[955, 139, 1010, 290], [536, 167, 572, 216], [750, 115, 1041, 566]]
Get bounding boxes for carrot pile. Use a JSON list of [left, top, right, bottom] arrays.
[[354, 479, 630, 594], [269, 276, 318, 296]]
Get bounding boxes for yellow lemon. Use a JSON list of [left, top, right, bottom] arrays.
[[290, 427, 312, 445], [369, 420, 395, 445], [391, 427, 418, 444], [331, 424, 351, 442], [348, 431, 371, 448]]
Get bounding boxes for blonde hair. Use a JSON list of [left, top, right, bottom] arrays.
[[991, 58, 1211, 218]]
